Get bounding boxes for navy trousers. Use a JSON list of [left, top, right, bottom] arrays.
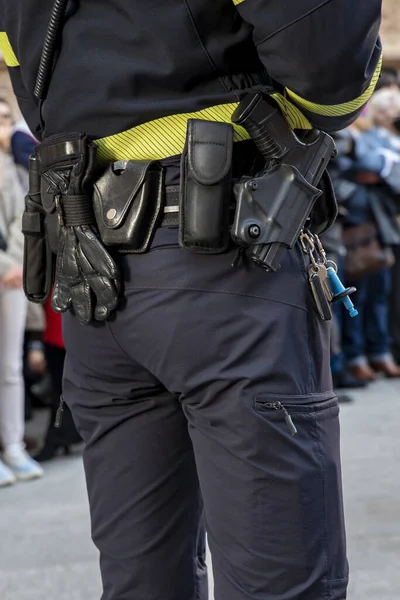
[[62, 228, 348, 600]]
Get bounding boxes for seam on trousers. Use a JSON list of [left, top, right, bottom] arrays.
[[193, 551, 197, 600], [326, 576, 349, 599], [193, 510, 197, 600], [313, 409, 330, 600], [123, 284, 308, 312], [106, 321, 134, 362], [306, 299, 315, 393], [106, 319, 160, 377], [294, 243, 315, 391]]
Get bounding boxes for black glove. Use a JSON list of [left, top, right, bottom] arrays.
[[37, 133, 121, 325]]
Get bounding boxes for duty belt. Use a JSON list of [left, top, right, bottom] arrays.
[[160, 185, 181, 228]]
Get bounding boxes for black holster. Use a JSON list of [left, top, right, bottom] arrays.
[[308, 171, 338, 236], [22, 155, 55, 304], [179, 119, 233, 253]]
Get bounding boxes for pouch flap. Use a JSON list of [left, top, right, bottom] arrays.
[[94, 161, 154, 229], [187, 119, 233, 186], [22, 211, 43, 236]]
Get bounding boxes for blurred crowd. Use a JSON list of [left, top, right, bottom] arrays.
[[1, 67, 400, 486], [323, 67, 400, 402], [0, 96, 81, 488]]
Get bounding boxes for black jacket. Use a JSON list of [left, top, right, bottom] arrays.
[[1, 0, 382, 161]]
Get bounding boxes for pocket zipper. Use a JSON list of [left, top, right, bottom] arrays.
[[55, 394, 65, 428], [259, 402, 298, 437]]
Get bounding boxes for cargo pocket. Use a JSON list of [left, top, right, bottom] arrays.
[[253, 392, 349, 598], [254, 392, 337, 436]]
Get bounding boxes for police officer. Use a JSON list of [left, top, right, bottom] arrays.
[[1, 2, 382, 599]]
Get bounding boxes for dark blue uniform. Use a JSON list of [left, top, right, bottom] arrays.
[[1, 1, 382, 598]]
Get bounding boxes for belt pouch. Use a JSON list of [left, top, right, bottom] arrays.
[[22, 155, 54, 303], [93, 160, 164, 252], [179, 119, 233, 253]]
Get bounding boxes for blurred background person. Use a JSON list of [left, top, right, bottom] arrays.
[[34, 301, 82, 463], [23, 301, 46, 451], [323, 129, 368, 402], [340, 88, 400, 381], [366, 83, 400, 366], [0, 97, 43, 487], [374, 66, 400, 91], [11, 117, 37, 173]]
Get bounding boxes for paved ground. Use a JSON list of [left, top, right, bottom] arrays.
[[0, 379, 399, 600]]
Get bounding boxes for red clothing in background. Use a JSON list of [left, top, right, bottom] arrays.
[[44, 300, 64, 349]]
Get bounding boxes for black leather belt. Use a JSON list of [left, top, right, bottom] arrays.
[[160, 185, 237, 229], [160, 185, 180, 228]]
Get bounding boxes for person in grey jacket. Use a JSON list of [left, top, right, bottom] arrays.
[[0, 97, 43, 486]]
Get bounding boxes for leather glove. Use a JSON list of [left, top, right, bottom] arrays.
[[37, 132, 121, 325], [51, 224, 121, 324]]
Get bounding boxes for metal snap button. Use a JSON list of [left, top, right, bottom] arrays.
[[106, 208, 117, 220]]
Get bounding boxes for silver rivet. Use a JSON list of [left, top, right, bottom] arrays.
[[106, 208, 117, 220]]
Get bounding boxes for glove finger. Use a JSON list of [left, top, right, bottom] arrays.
[[94, 303, 110, 322], [75, 226, 120, 280], [51, 282, 72, 313], [113, 275, 122, 295], [54, 227, 81, 294], [70, 280, 93, 326], [63, 227, 82, 280], [89, 275, 120, 312], [77, 245, 119, 313]]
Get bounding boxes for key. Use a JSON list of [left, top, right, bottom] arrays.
[[308, 264, 332, 321], [316, 262, 333, 303]]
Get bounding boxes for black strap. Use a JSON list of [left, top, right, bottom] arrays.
[[62, 195, 95, 227], [160, 186, 180, 228], [159, 185, 237, 228]]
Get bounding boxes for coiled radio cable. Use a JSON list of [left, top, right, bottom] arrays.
[[34, 0, 70, 101]]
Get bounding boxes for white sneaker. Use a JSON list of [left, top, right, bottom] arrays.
[[0, 459, 17, 487], [2, 444, 44, 481]]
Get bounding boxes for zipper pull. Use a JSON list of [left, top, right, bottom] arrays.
[[282, 407, 298, 437], [55, 395, 65, 428], [267, 402, 298, 437]]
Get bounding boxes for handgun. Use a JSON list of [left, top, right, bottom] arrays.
[[231, 93, 337, 272]]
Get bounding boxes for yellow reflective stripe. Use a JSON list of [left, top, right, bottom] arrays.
[[271, 93, 312, 130], [287, 53, 383, 118], [232, 0, 246, 5], [0, 32, 19, 67], [95, 103, 250, 161]]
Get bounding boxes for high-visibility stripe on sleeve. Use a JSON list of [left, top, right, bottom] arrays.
[[95, 103, 250, 162], [232, 0, 246, 5], [0, 32, 19, 67], [287, 53, 382, 118], [271, 93, 312, 130]]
